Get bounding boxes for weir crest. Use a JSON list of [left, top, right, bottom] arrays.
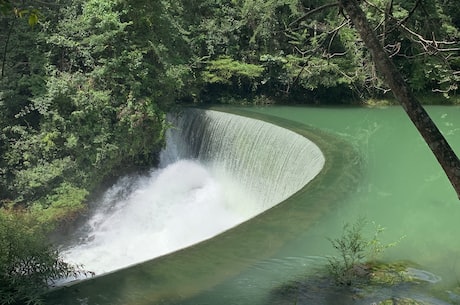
[[60, 109, 325, 278]]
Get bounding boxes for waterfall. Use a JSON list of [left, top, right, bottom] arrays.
[[60, 109, 325, 281], [161, 109, 325, 209]]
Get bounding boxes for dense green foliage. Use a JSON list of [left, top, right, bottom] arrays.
[[0, 0, 458, 302], [0, 0, 186, 217], [1, 2, 187, 300], [1, 0, 458, 213], [185, 0, 459, 102], [0, 209, 89, 305]]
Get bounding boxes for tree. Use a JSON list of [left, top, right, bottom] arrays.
[[337, 0, 460, 198], [1, 0, 182, 212], [0, 1, 196, 301]]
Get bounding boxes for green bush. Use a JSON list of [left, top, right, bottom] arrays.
[[327, 218, 404, 286], [0, 209, 90, 305]]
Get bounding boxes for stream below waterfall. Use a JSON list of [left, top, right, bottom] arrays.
[[60, 159, 249, 276]]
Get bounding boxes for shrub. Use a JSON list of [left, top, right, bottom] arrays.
[[327, 217, 403, 286], [0, 209, 90, 305]]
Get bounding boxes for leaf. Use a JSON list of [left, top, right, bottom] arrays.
[[28, 12, 38, 27]]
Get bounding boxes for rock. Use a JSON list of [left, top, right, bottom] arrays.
[[269, 261, 451, 305], [376, 297, 430, 305]]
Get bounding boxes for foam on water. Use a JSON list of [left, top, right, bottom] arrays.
[[62, 159, 251, 276], [60, 109, 325, 282]]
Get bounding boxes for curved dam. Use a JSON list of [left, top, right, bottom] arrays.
[[162, 109, 325, 210], [60, 109, 324, 277], [48, 108, 361, 305]]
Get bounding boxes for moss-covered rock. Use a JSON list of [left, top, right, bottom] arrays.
[[377, 297, 431, 305], [367, 261, 417, 285], [269, 261, 449, 305]]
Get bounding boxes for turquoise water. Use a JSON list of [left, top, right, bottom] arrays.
[[47, 105, 460, 305], [245, 105, 460, 284], [175, 105, 460, 305]]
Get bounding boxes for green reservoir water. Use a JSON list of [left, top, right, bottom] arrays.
[[179, 105, 460, 305], [245, 105, 460, 274], [47, 105, 460, 305]]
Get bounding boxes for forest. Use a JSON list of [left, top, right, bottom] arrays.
[[0, 0, 459, 304]]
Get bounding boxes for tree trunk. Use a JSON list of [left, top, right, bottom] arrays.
[[338, 0, 460, 199]]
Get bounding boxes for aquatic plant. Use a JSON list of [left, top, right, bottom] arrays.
[[327, 217, 404, 286]]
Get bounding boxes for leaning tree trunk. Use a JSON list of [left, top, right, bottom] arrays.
[[338, 0, 460, 199]]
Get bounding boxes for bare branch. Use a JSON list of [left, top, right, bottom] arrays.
[[384, 42, 401, 58], [361, 0, 458, 54], [398, 0, 422, 25], [327, 19, 350, 35], [327, 19, 350, 55], [325, 51, 348, 59], [398, 23, 459, 53], [432, 84, 458, 93], [289, 3, 339, 28]]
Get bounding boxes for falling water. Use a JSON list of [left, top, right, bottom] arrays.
[[60, 109, 325, 280], [162, 109, 325, 207]]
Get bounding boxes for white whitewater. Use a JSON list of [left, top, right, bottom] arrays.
[[61, 109, 325, 280]]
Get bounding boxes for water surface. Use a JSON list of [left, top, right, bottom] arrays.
[[179, 105, 460, 305], [47, 105, 460, 305], [245, 105, 460, 283]]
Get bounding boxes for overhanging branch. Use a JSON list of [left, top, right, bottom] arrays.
[[289, 3, 339, 28], [338, 0, 460, 199]]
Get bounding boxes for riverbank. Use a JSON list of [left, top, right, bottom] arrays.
[[362, 94, 460, 107]]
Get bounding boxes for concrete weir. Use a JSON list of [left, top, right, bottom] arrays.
[[46, 108, 360, 305]]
